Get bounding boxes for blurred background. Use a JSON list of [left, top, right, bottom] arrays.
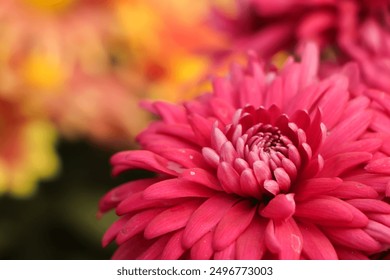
[[0, 0, 231, 259]]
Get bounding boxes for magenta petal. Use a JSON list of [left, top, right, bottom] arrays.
[[365, 220, 390, 244], [365, 158, 390, 175], [116, 209, 164, 245], [160, 230, 186, 260], [187, 113, 214, 147], [99, 178, 159, 213], [294, 177, 342, 201], [111, 150, 180, 176], [102, 215, 129, 247], [214, 242, 236, 260], [180, 168, 222, 191], [137, 235, 171, 260], [321, 110, 373, 154], [144, 200, 202, 239], [158, 148, 208, 169], [298, 222, 338, 260], [323, 228, 382, 252], [143, 179, 216, 200], [327, 181, 378, 199], [182, 194, 238, 248], [273, 219, 303, 260], [112, 234, 153, 260], [295, 196, 359, 226], [335, 246, 369, 260], [217, 162, 243, 195], [318, 152, 372, 177], [260, 194, 295, 220], [236, 217, 267, 259], [213, 200, 256, 250], [201, 147, 220, 169], [190, 231, 214, 260], [151, 101, 186, 124], [347, 199, 390, 214], [264, 220, 281, 254]]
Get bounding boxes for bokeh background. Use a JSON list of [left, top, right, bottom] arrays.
[[0, 0, 230, 259]]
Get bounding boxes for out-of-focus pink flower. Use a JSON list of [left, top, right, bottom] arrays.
[[212, 0, 390, 92], [99, 44, 390, 260]]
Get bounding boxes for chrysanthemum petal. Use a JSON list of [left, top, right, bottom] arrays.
[[294, 177, 342, 201], [190, 232, 214, 260], [365, 158, 390, 175], [180, 168, 222, 191], [214, 242, 236, 260], [116, 209, 165, 245], [111, 150, 180, 176], [144, 200, 202, 239], [160, 230, 186, 260], [365, 220, 390, 244], [295, 196, 365, 226], [318, 152, 372, 177], [213, 200, 256, 250], [260, 194, 295, 220], [158, 148, 208, 169], [323, 228, 382, 252], [143, 179, 216, 200], [326, 181, 378, 199], [347, 199, 390, 213], [102, 215, 129, 247], [298, 222, 338, 260], [137, 235, 171, 260], [182, 194, 238, 248], [273, 219, 303, 260], [217, 162, 243, 195], [335, 246, 369, 260]]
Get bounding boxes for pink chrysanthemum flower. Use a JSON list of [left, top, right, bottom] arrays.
[[212, 0, 390, 92], [99, 44, 390, 260]]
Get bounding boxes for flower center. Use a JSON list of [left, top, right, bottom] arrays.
[[205, 105, 312, 201]]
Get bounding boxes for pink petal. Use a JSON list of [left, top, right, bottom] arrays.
[[236, 217, 267, 260], [182, 194, 238, 248], [294, 177, 342, 201], [202, 147, 220, 169], [137, 235, 171, 260], [143, 179, 216, 200], [321, 111, 373, 155], [144, 200, 202, 239], [151, 101, 186, 124], [260, 194, 295, 220], [273, 168, 291, 191], [365, 158, 390, 175], [220, 141, 239, 164], [158, 148, 208, 169], [211, 125, 229, 153], [111, 150, 180, 176], [190, 231, 214, 260], [295, 196, 367, 227], [180, 168, 222, 191], [210, 97, 235, 126], [365, 220, 390, 244], [305, 109, 326, 155], [299, 42, 319, 90], [160, 230, 186, 260], [318, 152, 372, 177], [264, 220, 281, 254], [99, 178, 159, 213], [273, 219, 303, 260], [187, 113, 214, 147], [102, 215, 129, 247], [112, 234, 153, 260], [335, 246, 369, 260], [116, 209, 164, 245], [323, 228, 382, 252], [298, 222, 338, 260], [326, 181, 378, 199], [214, 242, 236, 260], [213, 200, 256, 250], [347, 199, 390, 213], [324, 138, 382, 158], [239, 76, 262, 108], [253, 160, 272, 184], [116, 192, 187, 215], [240, 168, 262, 198], [217, 162, 243, 195]]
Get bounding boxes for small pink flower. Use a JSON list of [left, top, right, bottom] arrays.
[[100, 44, 390, 259]]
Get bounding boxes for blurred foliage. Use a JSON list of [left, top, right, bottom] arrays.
[[0, 139, 145, 259]]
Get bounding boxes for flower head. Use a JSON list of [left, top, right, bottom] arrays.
[[100, 44, 390, 259]]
